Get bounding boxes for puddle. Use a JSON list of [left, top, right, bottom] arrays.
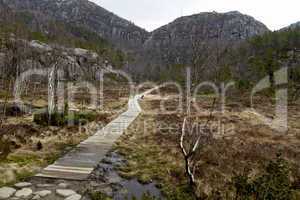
[[115, 178, 162, 200], [89, 151, 164, 200]]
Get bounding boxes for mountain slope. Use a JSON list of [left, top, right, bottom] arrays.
[[142, 11, 269, 66], [0, 0, 273, 81], [1, 0, 149, 51], [281, 21, 300, 31]]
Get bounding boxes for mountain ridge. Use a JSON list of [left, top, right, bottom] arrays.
[[2, 0, 299, 81]]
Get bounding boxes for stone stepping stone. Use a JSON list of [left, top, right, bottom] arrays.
[[65, 194, 82, 200], [58, 183, 69, 188], [36, 184, 55, 188], [32, 195, 41, 200], [0, 187, 16, 199], [34, 190, 52, 197], [15, 188, 33, 198], [14, 182, 32, 188], [56, 189, 76, 197]]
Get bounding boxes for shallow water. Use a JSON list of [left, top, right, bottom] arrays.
[[92, 151, 164, 200], [115, 178, 162, 200]]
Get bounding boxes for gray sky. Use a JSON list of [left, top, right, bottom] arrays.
[[90, 0, 300, 31]]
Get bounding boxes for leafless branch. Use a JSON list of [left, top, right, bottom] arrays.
[[179, 98, 216, 197]]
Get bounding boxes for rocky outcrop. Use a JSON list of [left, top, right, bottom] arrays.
[[0, 39, 108, 80]]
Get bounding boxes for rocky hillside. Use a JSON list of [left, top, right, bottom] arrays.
[[0, 0, 149, 51], [283, 21, 300, 30], [0, 38, 108, 81], [142, 11, 269, 66], [0, 0, 274, 80]]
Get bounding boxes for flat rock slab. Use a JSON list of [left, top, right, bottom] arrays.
[[34, 190, 52, 197], [14, 182, 32, 188], [15, 188, 33, 198], [0, 187, 16, 199], [56, 189, 76, 197], [65, 194, 82, 200]]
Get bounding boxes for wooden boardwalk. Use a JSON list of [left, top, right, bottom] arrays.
[[35, 91, 152, 180]]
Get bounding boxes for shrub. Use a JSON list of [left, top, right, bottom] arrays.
[[33, 111, 97, 126], [89, 191, 112, 200], [253, 157, 292, 200], [233, 175, 253, 200], [233, 156, 293, 200], [140, 192, 160, 200], [33, 112, 65, 126]]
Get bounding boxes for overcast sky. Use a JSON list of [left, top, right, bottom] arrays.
[[90, 0, 300, 32]]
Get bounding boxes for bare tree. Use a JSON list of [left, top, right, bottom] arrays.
[[180, 99, 216, 198], [45, 48, 65, 117]]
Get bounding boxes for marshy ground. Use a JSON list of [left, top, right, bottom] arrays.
[[115, 86, 300, 199], [0, 84, 300, 199]]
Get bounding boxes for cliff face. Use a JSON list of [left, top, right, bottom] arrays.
[[1, 0, 149, 51], [143, 11, 270, 65]]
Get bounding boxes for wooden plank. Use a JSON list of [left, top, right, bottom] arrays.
[[35, 93, 147, 180]]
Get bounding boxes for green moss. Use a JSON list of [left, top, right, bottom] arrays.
[[117, 137, 195, 200], [3, 154, 41, 166], [138, 174, 153, 184], [0, 170, 35, 188], [89, 191, 112, 200], [118, 170, 138, 180]]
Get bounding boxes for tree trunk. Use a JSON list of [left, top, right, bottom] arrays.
[[48, 65, 58, 117]]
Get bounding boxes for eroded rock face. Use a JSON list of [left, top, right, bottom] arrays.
[[0, 38, 105, 81]]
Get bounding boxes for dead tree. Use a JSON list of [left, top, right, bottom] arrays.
[[46, 49, 65, 116], [180, 99, 216, 197]]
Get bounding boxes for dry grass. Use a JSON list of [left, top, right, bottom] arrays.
[[0, 84, 129, 186], [116, 87, 300, 199]]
